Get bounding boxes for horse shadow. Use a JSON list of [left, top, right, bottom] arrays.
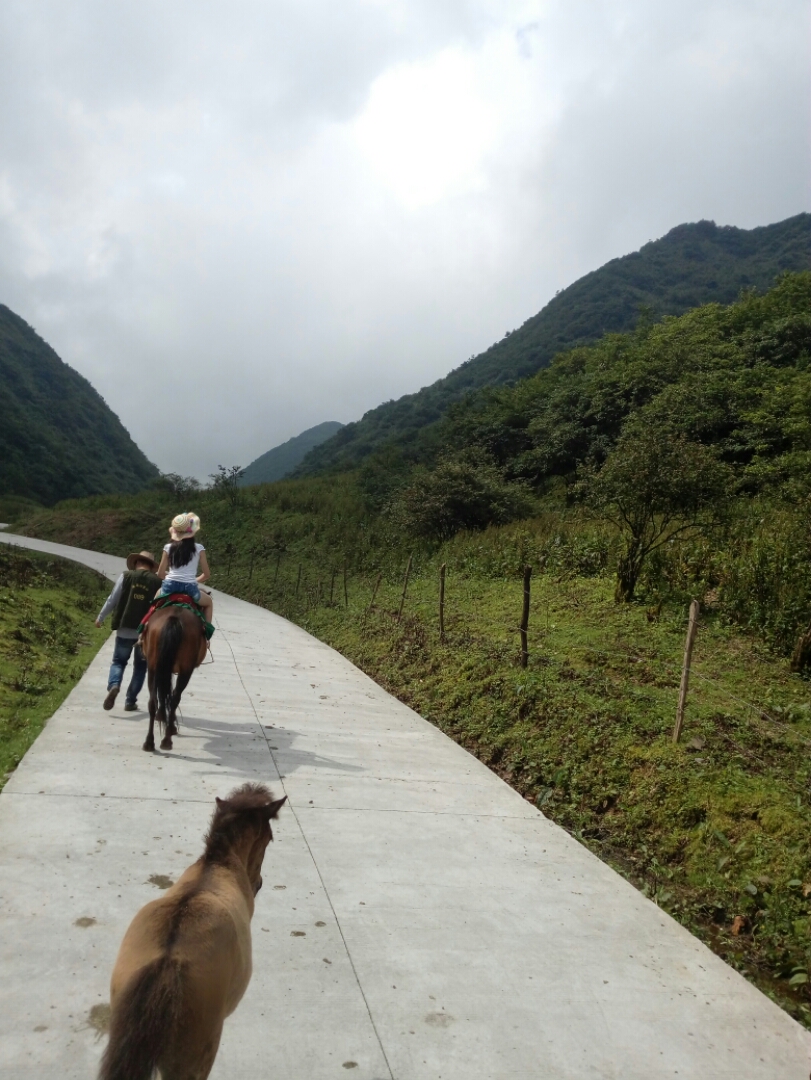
[[148, 713, 365, 784]]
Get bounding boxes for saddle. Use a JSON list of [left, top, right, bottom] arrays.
[[138, 594, 215, 640]]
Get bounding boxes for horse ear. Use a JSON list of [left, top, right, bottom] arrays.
[[215, 796, 225, 808], [264, 796, 287, 819]]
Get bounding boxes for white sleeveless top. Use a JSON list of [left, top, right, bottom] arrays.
[[163, 542, 205, 584]]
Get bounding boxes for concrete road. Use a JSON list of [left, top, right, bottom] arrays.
[[0, 532, 809, 1079]]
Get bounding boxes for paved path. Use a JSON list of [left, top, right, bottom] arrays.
[[0, 532, 809, 1079]]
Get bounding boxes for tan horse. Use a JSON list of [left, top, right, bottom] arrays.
[[99, 784, 287, 1080], [140, 605, 207, 752]]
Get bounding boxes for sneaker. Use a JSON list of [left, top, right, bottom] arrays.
[[124, 700, 138, 712], [103, 686, 120, 711]]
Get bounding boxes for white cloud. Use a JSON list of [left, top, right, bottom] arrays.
[[0, 0, 807, 479], [354, 49, 495, 209]]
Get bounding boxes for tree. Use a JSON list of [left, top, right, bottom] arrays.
[[208, 465, 245, 508], [586, 425, 732, 601], [394, 452, 534, 542], [153, 473, 201, 499]]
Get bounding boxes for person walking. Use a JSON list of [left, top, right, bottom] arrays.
[[96, 551, 161, 712], [155, 512, 214, 625]]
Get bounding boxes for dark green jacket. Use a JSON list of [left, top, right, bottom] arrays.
[[111, 569, 161, 631]]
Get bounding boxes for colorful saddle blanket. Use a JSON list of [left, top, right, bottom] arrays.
[[138, 593, 215, 640]]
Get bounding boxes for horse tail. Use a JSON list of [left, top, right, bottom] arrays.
[[155, 615, 183, 724], [98, 956, 182, 1080]]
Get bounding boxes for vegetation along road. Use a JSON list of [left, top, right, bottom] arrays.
[[0, 544, 107, 789]]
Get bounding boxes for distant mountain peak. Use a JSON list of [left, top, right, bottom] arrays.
[[239, 421, 345, 486]]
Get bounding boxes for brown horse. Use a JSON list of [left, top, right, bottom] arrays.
[[99, 783, 287, 1080], [140, 606, 206, 752]]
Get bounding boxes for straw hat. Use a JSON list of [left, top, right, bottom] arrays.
[[126, 550, 158, 572], [169, 512, 201, 542]]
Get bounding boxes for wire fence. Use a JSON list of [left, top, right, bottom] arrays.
[[211, 545, 811, 758], [292, 558, 811, 756]]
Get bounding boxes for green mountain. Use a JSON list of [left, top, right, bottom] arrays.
[[239, 421, 345, 486], [410, 270, 811, 526], [0, 304, 159, 506], [298, 213, 811, 475]]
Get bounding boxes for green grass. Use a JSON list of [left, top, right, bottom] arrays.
[[284, 565, 811, 1026], [0, 546, 109, 789]]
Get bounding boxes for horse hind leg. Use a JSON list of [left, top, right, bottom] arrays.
[[144, 669, 157, 752], [159, 1023, 223, 1080], [157, 697, 170, 749], [156, 675, 171, 743], [161, 670, 191, 751]]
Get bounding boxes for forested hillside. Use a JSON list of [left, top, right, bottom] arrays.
[[239, 421, 344, 486], [298, 212, 811, 474], [0, 305, 158, 505], [414, 271, 811, 505], [390, 271, 811, 617]]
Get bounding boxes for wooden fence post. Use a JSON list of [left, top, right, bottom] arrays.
[[343, 561, 349, 609], [397, 555, 413, 623], [224, 542, 236, 579], [439, 563, 446, 643], [295, 565, 302, 596], [673, 600, 700, 743], [366, 572, 382, 617], [330, 569, 336, 604], [519, 565, 532, 669], [274, 550, 282, 584]]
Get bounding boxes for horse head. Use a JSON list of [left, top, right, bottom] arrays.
[[208, 784, 287, 894]]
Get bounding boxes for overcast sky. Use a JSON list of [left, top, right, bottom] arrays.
[[1, 1, 808, 479]]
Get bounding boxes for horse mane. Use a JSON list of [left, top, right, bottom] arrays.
[[203, 783, 276, 864]]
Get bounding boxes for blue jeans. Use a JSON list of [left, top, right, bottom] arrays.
[[159, 580, 201, 603], [108, 636, 147, 705]]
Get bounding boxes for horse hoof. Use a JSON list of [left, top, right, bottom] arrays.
[[160, 738, 173, 751], [143, 740, 155, 752]]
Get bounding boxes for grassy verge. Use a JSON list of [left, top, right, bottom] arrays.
[[288, 567, 811, 1027], [0, 545, 109, 789]]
